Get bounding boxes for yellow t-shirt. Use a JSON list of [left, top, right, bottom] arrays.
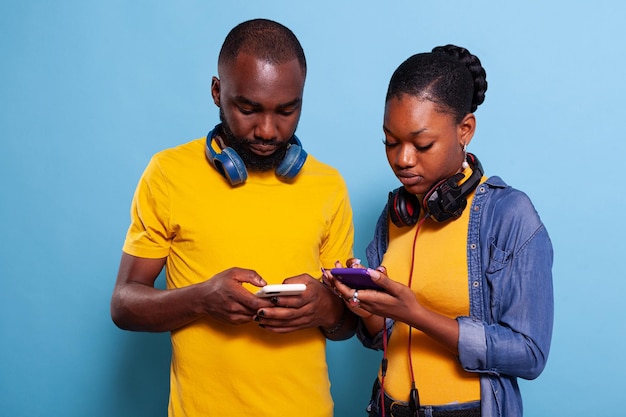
[[123, 138, 354, 417], [380, 171, 485, 406]]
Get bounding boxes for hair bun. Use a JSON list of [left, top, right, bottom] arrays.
[[432, 45, 487, 112]]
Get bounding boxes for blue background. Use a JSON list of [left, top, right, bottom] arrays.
[[1, 1, 625, 416]]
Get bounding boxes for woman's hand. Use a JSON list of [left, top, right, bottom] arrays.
[[336, 265, 460, 354], [331, 265, 420, 324]]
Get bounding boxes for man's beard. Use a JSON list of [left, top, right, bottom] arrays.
[[219, 110, 289, 173]]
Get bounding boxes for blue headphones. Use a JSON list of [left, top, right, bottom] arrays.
[[205, 124, 308, 186]]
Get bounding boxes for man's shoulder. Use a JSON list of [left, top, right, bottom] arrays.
[[300, 155, 349, 191], [152, 137, 205, 162], [302, 154, 344, 178], [140, 138, 208, 181]]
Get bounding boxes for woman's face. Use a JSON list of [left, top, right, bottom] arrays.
[[383, 94, 475, 195]]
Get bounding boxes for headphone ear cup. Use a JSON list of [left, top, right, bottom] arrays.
[[276, 144, 307, 179], [206, 126, 309, 185], [423, 184, 467, 222], [422, 177, 449, 221], [214, 147, 248, 185], [388, 187, 420, 227]]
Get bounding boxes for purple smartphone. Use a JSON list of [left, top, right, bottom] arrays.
[[330, 268, 383, 290]]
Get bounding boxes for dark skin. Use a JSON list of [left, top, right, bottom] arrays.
[[111, 52, 354, 339], [326, 95, 477, 354]]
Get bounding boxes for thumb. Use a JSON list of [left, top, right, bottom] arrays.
[[238, 269, 267, 288]]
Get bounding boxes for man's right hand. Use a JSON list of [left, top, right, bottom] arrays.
[[110, 253, 273, 332], [198, 267, 273, 325]]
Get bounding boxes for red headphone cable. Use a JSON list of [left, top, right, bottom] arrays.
[[379, 216, 426, 417]]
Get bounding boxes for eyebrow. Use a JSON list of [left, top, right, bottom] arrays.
[[235, 95, 302, 110], [383, 125, 427, 138]]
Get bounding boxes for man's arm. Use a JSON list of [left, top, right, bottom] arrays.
[[110, 252, 272, 332], [318, 285, 358, 341]]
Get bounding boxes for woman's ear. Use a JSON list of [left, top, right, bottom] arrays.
[[211, 76, 221, 107], [458, 113, 476, 145]]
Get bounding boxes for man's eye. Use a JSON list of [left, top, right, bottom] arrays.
[[278, 108, 297, 116], [238, 107, 254, 115]]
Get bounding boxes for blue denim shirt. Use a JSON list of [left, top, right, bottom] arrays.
[[361, 176, 554, 417]]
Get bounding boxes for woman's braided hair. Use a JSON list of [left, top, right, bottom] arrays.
[[386, 44, 487, 122]]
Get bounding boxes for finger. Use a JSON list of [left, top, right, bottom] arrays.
[[263, 296, 302, 310], [349, 289, 361, 308], [321, 271, 333, 287], [255, 306, 307, 329], [332, 278, 353, 299], [282, 273, 316, 285], [234, 268, 267, 287], [346, 257, 362, 268], [321, 268, 334, 285], [366, 268, 390, 290], [220, 310, 259, 325]]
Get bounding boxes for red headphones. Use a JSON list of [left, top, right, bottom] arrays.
[[387, 153, 483, 226]]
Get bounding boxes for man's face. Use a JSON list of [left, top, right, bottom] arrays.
[[211, 52, 305, 172]]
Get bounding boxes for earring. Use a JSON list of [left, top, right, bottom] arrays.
[[461, 143, 469, 169]]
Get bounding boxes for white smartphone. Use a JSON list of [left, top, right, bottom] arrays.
[[255, 283, 307, 297]]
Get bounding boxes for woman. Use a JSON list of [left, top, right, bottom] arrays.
[[328, 45, 553, 417]]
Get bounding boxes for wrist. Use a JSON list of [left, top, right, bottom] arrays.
[[356, 310, 374, 319], [320, 305, 348, 335]]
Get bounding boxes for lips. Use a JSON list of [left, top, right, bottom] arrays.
[[396, 173, 423, 188], [248, 142, 279, 156]]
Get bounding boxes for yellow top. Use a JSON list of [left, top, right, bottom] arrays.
[[123, 138, 354, 417], [380, 169, 484, 405]]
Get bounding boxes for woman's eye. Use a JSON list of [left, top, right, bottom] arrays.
[[415, 143, 432, 152], [382, 139, 397, 147]]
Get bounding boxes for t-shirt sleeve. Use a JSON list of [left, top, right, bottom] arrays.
[[122, 156, 173, 259], [319, 176, 354, 268]]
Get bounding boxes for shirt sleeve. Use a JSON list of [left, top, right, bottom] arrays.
[[458, 196, 554, 381], [365, 205, 389, 269], [319, 176, 354, 268], [122, 156, 173, 259], [356, 318, 395, 350]]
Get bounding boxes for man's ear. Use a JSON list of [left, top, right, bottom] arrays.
[[211, 76, 221, 107]]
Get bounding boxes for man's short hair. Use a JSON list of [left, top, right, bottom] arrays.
[[218, 18, 306, 76]]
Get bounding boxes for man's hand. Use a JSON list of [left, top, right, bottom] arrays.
[[198, 267, 275, 325], [253, 274, 352, 338], [111, 253, 275, 331]]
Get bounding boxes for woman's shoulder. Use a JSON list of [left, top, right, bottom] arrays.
[[482, 175, 535, 207], [480, 175, 548, 236]]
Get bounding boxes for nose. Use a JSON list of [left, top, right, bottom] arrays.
[[254, 114, 278, 141], [394, 144, 417, 168]]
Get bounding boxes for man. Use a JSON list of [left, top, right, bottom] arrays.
[[111, 19, 356, 417]]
